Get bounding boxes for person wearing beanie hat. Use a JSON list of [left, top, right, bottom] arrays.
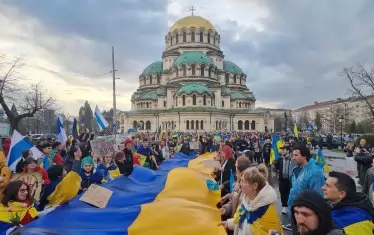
[[118, 138, 134, 176], [290, 189, 344, 235], [79, 156, 103, 192]]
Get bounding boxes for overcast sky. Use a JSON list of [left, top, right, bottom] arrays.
[[1, 0, 373, 115]]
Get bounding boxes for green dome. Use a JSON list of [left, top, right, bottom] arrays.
[[230, 91, 251, 101], [223, 60, 243, 74], [142, 61, 163, 75], [140, 91, 158, 100], [173, 51, 213, 67], [221, 87, 231, 96], [157, 87, 167, 96], [176, 83, 213, 96]]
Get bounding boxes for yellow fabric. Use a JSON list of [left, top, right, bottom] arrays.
[[187, 152, 217, 177], [233, 203, 241, 224], [128, 153, 226, 235], [109, 168, 121, 179], [47, 171, 81, 207], [0, 201, 38, 223], [343, 220, 374, 235], [251, 203, 283, 235], [276, 140, 284, 154], [294, 124, 299, 139], [0, 152, 11, 201]]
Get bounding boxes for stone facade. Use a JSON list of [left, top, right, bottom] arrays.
[[118, 15, 274, 133]]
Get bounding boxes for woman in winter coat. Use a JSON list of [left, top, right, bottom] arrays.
[[225, 167, 282, 235]]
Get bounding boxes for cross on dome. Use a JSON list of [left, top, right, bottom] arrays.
[[190, 6, 196, 16]]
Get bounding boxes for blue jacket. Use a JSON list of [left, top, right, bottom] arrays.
[[97, 163, 118, 182], [136, 145, 152, 156], [288, 158, 325, 213], [79, 170, 103, 190]]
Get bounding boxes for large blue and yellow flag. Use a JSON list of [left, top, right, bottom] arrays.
[[316, 149, 331, 173], [23, 152, 225, 235]]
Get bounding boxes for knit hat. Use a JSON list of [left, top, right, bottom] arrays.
[[291, 189, 333, 234], [220, 145, 233, 160], [124, 138, 133, 146], [81, 156, 95, 168]]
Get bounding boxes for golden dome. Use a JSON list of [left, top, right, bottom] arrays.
[[169, 16, 216, 33]]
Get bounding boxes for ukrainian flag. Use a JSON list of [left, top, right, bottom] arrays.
[[22, 152, 225, 235], [270, 135, 281, 165], [316, 149, 331, 173], [72, 118, 79, 140]]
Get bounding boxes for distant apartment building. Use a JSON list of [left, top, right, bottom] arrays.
[[293, 96, 373, 133]]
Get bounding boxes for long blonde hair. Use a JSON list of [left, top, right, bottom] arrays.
[[242, 166, 267, 193]]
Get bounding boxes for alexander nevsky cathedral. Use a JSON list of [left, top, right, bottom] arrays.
[[119, 14, 274, 133]]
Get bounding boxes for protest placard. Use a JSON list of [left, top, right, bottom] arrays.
[[90, 138, 116, 157], [11, 172, 43, 202], [79, 184, 113, 208]]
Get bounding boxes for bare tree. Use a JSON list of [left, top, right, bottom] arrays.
[[0, 56, 55, 132], [320, 106, 344, 133], [340, 62, 374, 120]]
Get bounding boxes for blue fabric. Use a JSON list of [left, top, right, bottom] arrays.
[[23, 153, 194, 235], [332, 207, 372, 229], [287, 159, 325, 214], [0, 221, 12, 235], [72, 118, 79, 139], [97, 163, 118, 181]]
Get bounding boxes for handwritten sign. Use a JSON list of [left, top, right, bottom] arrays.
[[11, 172, 43, 202], [90, 139, 116, 157], [79, 184, 113, 208], [204, 160, 221, 169]]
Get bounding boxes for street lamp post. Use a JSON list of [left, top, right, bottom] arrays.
[[338, 116, 344, 148]]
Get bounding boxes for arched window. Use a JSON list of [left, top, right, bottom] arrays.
[[175, 33, 179, 43], [182, 65, 187, 76], [239, 102, 242, 108], [196, 120, 199, 130], [183, 32, 186, 42], [207, 33, 211, 43], [219, 121, 222, 130], [238, 120, 243, 130], [216, 121, 218, 129], [176, 68, 179, 77], [234, 75, 237, 84], [146, 103, 149, 108], [221, 100, 224, 107], [191, 32, 195, 42], [192, 94, 197, 105], [191, 64, 196, 75], [225, 74, 230, 84], [191, 120, 195, 129], [208, 67, 212, 78], [146, 120, 151, 130], [200, 120, 204, 130], [157, 74, 161, 83], [186, 120, 189, 130], [150, 77, 152, 84], [133, 120, 137, 129], [182, 95, 186, 106], [203, 95, 206, 105], [139, 121, 144, 130], [244, 120, 250, 130], [175, 97, 178, 107], [212, 93, 215, 107], [201, 65, 205, 77], [251, 120, 256, 130], [200, 32, 204, 42]]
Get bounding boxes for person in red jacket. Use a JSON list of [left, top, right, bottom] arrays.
[[50, 141, 64, 165], [23, 157, 50, 185], [2, 138, 10, 157]]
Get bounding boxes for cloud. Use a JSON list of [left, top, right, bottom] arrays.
[[1, 0, 374, 116]]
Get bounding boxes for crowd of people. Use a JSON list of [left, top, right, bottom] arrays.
[[0, 130, 373, 234]]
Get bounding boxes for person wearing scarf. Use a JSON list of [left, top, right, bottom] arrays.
[[97, 154, 121, 183]]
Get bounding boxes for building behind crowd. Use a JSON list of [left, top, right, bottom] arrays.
[[118, 14, 275, 133], [293, 95, 374, 133]]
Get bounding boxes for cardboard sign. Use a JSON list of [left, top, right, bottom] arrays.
[[79, 184, 113, 208], [90, 138, 116, 157], [204, 160, 221, 169], [11, 172, 43, 202]]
